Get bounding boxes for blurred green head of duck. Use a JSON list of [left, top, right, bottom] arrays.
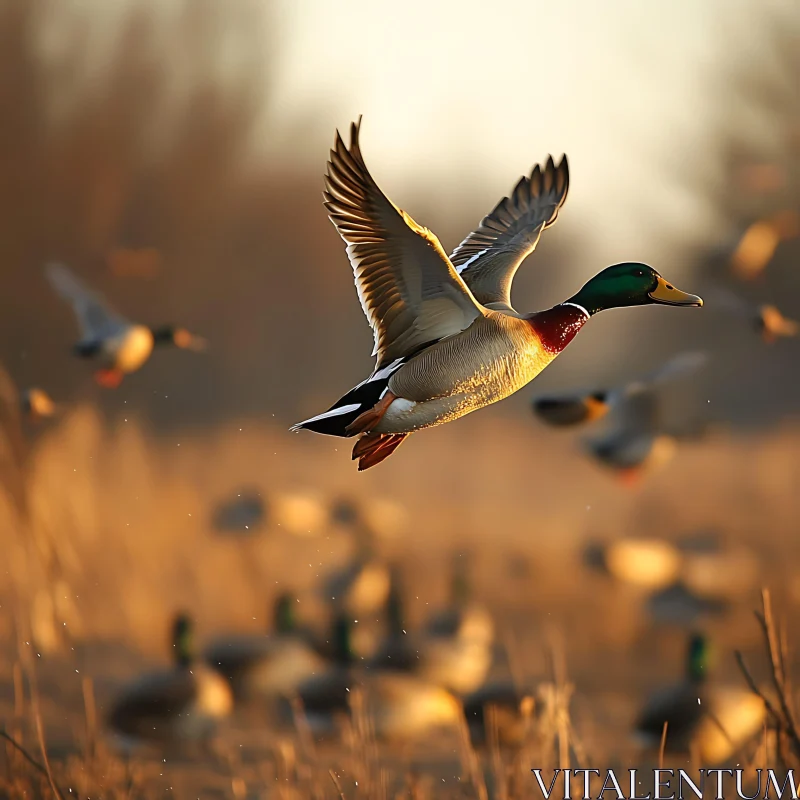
[[171, 613, 194, 668], [568, 264, 703, 316], [332, 615, 356, 665], [330, 497, 361, 527], [686, 632, 713, 682], [387, 569, 406, 635], [273, 592, 297, 634], [451, 554, 472, 606]]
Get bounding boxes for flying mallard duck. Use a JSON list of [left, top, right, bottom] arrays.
[[107, 613, 233, 747], [45, 262, 206, 388], [291, 119, 703, 469], [291, 615, 461, 740], [634, 633, 765, 763], [203, 593, 327, 702], [532, 351, 708, 428], [704, 286, 798, 343]]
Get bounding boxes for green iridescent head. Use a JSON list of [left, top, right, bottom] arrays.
[[568, 263, 703, 316], [387, 569, 405, 636], [450, 553, 473, 606], [332, 615, 355, 665], [273, 592, 296, 634], [171, 612, 194, 668], [686, 632, 713, 682]]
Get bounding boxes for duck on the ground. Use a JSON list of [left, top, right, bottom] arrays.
[[424, 553, 494, 648], [366, 564, 493, 695], [292, 615, 461, 741], [322, 515, 391, 618], [46, 262, 206, 388], [584, 537, 683, 591], [634, 633, 765, 763], [675, 532, 759, 602], [291, 119, 702, 469], [107, 613, 233, 747], [211, 488, 265, 535], [203, 593, 327, 702], [463, 682, 536, 748]]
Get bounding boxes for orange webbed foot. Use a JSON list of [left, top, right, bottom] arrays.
[[617, 468, 643, 488], [94, 369, 124, 389]]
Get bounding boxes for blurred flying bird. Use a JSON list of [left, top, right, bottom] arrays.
[[730, 209, 799, 280], [19, 387, 58, 423], [45, 262, 206, 388], [107, 614, 232, 748], [634, 633, 765, 762], [291, 118, 703, 469], [574, 354, 710, 484], [582, 389, 708, 485], [704, 286, 798, 343], [532, 351, 708, 428]]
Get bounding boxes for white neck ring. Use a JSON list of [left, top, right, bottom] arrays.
[[562, 301, 590, 319]]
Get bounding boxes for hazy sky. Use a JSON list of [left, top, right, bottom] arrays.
[[37, 0, 798, 268], [265, 0, 795, 266]]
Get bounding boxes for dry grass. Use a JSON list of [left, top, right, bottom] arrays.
[[0, 404, 799, 797]]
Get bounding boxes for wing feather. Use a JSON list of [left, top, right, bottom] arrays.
[[324, 119, 484, 366], [450, 155, 569, 312], [45, 263, 130, 342]]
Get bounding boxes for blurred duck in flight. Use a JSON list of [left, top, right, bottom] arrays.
[[531, 351, 707, 428], [704, 286, 798, 343], [46, 262, 206, 388], [533, 352, 709, 484]]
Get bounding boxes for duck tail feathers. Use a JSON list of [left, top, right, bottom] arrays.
[[290, 357, 406, 437]]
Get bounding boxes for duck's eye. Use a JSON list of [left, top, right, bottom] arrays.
[[634, 269, 645, 277]]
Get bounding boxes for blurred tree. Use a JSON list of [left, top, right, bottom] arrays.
[[668, 7, 800, 427]]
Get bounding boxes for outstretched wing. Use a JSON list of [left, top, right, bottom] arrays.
[[324, 119, 484, 368], [45, 263, 130, 342], [450, 155, 569, 313], [626, 351, 709, 396]]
